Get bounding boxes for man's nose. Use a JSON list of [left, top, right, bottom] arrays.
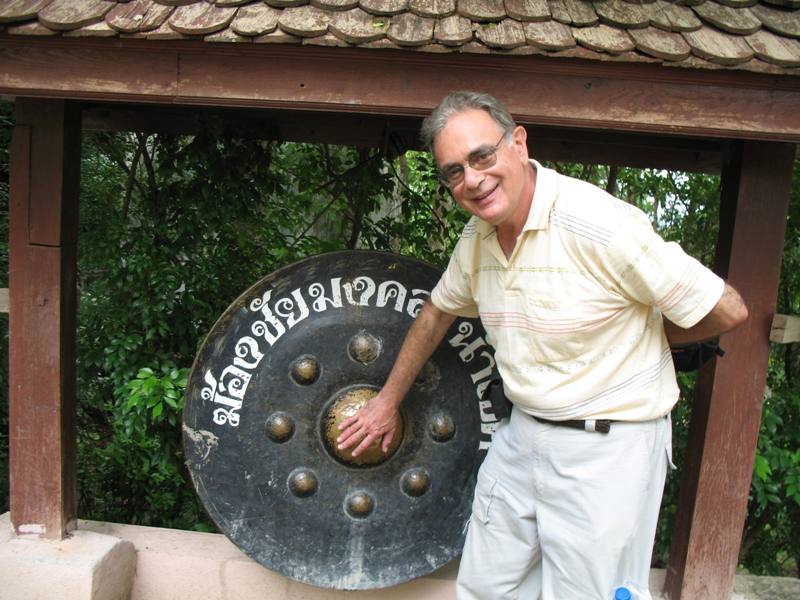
[[462, 164, 484, 188]]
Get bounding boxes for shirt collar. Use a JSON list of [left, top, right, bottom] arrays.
[[522, 159, 556, 232]]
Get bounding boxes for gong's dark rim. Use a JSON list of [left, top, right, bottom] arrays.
[[182, 251, 499, 589]]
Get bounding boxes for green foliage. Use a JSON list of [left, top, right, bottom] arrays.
[[78, 363, 193, 527], [368, 151, 467, 267]]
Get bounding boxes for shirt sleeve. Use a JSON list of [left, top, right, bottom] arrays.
[[605, 212, 725, 329], [430, 243, 480, 319]]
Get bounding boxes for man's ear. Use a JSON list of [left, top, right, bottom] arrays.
[[511, 125, 529, 162]]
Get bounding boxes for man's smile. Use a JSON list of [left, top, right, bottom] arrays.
[[470, 183, 499, 205]]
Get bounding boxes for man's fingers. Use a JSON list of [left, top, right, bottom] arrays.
[[338, 415, 358, 431], [351, 432, 380, 457], [337, 415, 365, 442], [337, 428, 362, 449], [381, 428, 396, 453], [337, 419, 366, 447]]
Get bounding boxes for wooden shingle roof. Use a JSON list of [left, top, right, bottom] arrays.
[[1, 0, 799, 75]]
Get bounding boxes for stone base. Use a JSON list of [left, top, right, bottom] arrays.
[[3, 515, 799, 600], [0, 513, 136, 600], [81, 519, 457, 600]]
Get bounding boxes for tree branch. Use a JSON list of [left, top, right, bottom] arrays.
[[605, 165, 619, 196], [122, 137, 144, 222], [93, 132, 149, 210], [289, 150, 382, 249], [137, 133, 159, 213]]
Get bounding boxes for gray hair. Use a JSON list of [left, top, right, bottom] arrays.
[[420, 91, 517, 152]]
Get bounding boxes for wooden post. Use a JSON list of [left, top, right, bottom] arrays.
[[665, 141, 795, 599], [8, 99, 80, 538]]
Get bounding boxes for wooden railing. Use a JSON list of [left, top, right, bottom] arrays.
[[770, 314, 800, 344]]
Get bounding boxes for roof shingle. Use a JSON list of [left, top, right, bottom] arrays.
[[630, 25, 692, 60], [0, 0, 56, 24], [549, 0, 598, 27], [107, 1, 173, 33], [39, 0, 114, 31], [409, 0, 456, 18], [524, 18, 575, 49], [476, 18, 526, 47], [433, 14, 472, 44], [278, 5, 331, 36], [692, 2, 761, 34], [746, 27, 800, 63], [231, 4, 280, 36], [0, 0, 797, 76], [169, 3, 236, 34], [648, 1, 703, 32], [595, 0, 650, 29], [458, 0, 507, 22], [330, 7, 389, 42], [684, 24, 755, 63], [361, 0, 409, 16], [388, 11, 435, 44], [503, 0, 550, 22], [573, 22, 635, 53]]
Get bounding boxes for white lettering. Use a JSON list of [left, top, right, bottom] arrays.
[[206, 275, 498, 448]]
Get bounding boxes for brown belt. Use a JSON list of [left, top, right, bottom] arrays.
[[532, 416, 613, 434]]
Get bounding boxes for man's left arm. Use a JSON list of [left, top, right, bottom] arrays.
[[663, 282, 748, 347]]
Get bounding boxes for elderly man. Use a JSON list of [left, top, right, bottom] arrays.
[[337, 91, 747, 599]]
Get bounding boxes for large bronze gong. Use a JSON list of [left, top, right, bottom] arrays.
[[183, 251, 499, 589]]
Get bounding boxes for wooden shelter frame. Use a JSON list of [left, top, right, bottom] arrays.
[[1, 35, 798, 599]]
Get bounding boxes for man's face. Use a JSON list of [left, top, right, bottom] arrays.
[[433, 109, 531, 229]]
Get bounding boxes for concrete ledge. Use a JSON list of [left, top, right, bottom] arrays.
[[0, 513, 136, 600], [733, 573, 800, 600], [80, 519, 458, 600], [3, 517, 792, 600]]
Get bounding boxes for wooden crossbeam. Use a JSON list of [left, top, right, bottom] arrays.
[[3, 39, 800, 143], [770, 314, 800, 344], [0, 288, 8, 313]]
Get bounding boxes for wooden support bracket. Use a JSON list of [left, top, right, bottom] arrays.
[[770, 314, 800, 344]]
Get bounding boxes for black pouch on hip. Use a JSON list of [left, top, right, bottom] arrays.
[[481, 378, 513, 420], [671, 341, 725, 372]]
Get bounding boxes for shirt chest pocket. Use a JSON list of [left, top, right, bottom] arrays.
[[498, 293, 592, 363]]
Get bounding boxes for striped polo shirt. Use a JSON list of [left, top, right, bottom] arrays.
[[431, 160, 724, 421]]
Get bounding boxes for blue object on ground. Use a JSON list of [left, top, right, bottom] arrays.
[[614, 587, 632, 600]]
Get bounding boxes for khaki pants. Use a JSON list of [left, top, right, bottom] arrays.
[[456, 408, 672, 600]]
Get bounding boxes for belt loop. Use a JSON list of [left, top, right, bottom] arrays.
[[584, 419, 596, 432]]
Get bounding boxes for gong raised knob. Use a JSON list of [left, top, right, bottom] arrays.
[[345, 491, 375, 519], [265, 412, 295, 443], [291, 355, 320, 385], [429, 412, 455, 442], [400, 468, 430, 497], [288, 468, 318, 497], [348, 331, 381, 365], [322, 386, 403, 468]]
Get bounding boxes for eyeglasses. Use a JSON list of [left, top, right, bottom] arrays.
[[438, 133, 508, 187]]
